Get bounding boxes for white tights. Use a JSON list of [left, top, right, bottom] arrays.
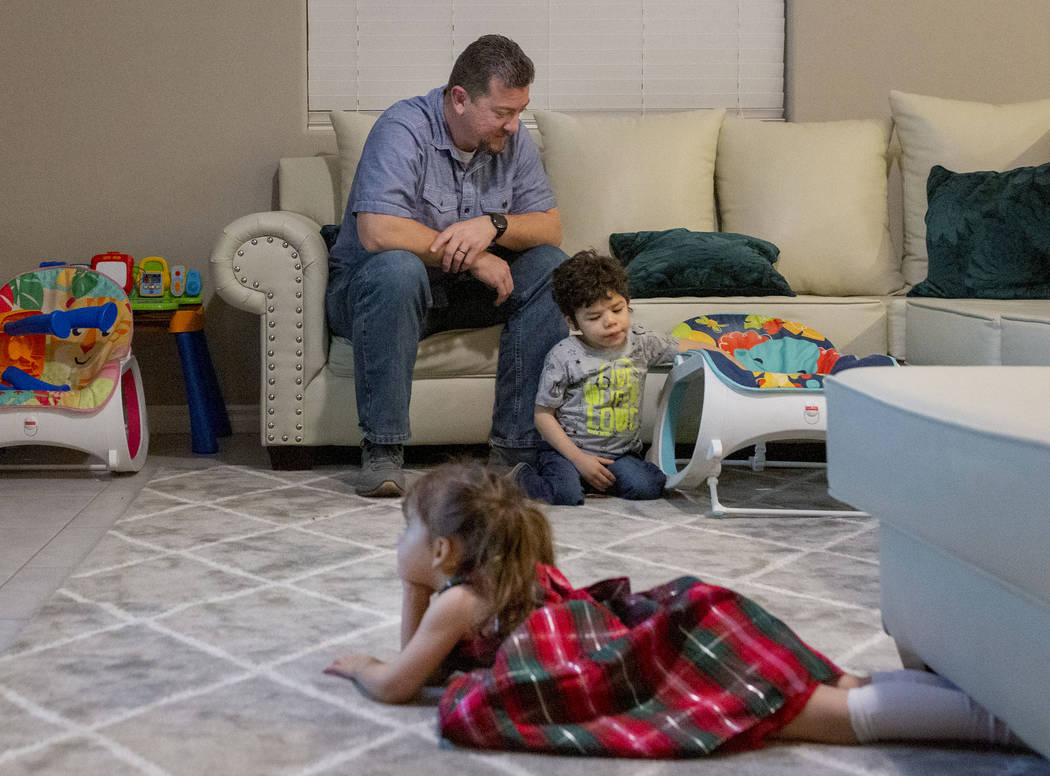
[[846, 669, 1021, 747]]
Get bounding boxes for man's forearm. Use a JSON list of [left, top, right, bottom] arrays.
[[357, 208, 562, 269], [356, 213, 445, 266], [499, 208, 562, 251]]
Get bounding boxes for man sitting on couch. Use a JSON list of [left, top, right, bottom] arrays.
[[325, 34, 569, 496]]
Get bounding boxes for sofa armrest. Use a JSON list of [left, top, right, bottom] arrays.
[[210, 210, 329, 444]]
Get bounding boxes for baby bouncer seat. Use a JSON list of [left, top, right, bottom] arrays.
[[647, 314, 896, 516], [0, 265, 148, 471]]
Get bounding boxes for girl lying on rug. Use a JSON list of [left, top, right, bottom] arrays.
[[324, 462, 1023, 757]]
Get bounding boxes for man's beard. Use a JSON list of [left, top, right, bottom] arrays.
[[478, 134, 508, 154]]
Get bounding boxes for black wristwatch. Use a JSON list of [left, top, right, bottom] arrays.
[[488, 212, 508, 243]]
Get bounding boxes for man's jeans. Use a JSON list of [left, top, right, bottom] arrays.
[[518, 443, 668, 505], [326, 244, 568, 448]]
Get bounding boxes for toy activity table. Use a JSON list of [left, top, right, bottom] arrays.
[[133, 304, 230, 455]]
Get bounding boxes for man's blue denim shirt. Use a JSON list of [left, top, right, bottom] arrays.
[[330, 86, 557, 273]]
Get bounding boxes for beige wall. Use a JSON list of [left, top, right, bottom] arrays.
[[0, 1, 331, 411], [787, 0, 1050, 121], [2, 0, 1049, 414]]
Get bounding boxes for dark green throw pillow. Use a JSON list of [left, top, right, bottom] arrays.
[[608, 229, 795, 298], [910, 162, 1050, 299]]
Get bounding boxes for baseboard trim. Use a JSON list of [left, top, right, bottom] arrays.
[[147, 404, 258, 435]]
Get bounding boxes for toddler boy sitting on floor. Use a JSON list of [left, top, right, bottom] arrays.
[[513, 249, 730, 505]]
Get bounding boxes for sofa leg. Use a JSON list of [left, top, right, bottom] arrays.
[[267, 445, 314, 471]]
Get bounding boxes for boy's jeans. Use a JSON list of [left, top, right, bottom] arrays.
[[326, 244, 568, 448], [519, 443, 668, 505]]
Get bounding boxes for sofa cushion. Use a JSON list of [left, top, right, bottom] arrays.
[[889, 91, 1050, 287], [533, 109, 725, 256], [608, 229, 794, 298], [715, 117, 901, 296], [911, 163, 1050, 299], [330, 111, 379, 215], [905, 298, 1050, 366]]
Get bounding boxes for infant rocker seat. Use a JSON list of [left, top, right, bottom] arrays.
[[647, 314, 896, 516], [0, 265, 148, 471]]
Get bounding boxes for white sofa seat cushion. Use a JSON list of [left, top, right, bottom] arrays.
[[715, 117, 901, 296], [906, 298, 1050, 365], [533, 109, 725, 256], [1003, 312, 1050, 366], [889, 91, 1050, 287]]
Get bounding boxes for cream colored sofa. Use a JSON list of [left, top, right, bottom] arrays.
[[210, 92, 1050, 469]]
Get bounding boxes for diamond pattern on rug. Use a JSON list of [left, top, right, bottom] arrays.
[[2, 462, 1046, 776]]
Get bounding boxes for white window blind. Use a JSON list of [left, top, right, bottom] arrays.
[[307, 0, 783, 125]]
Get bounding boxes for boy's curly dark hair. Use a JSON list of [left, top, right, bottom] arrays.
[[551, 249, 630, 325]]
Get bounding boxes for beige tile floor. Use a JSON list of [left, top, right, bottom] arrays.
[[0, 434, 269, 653]]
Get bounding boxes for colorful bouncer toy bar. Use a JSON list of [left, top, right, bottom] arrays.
[[1, 303, 119, 390]]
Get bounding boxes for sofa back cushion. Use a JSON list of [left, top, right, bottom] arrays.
[[534, 109, 725, 256], [278, 155, 342, 225], [715, 117, 901, 296], [330, 111, 380, 216], [890, 91, 1050, 287]]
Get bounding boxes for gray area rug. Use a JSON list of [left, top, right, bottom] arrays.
[[1, 461, 1046, 775]]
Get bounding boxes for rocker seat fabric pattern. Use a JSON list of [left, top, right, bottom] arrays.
[[671, 314, 896, 390], [0, 267, 134, 409]]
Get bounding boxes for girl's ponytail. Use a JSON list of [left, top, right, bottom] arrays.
[[468, 476, 553, 636]]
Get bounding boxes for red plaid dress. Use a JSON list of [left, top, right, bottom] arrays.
[[438, 565, 841, 758]]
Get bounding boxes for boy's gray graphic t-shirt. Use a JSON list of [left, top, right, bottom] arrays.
[[536, 324, 678, 458]]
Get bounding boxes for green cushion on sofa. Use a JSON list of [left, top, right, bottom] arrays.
[[608, 229, 795, 299], [910, 163, 1050, 299]]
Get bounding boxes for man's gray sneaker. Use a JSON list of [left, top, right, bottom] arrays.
[[357, 440, 405, 497]]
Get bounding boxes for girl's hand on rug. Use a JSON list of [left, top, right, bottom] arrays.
[[325, 584, 480, 703], [324, 653, 381, 680]]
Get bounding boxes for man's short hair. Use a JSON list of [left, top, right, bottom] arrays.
[[448, 34, 535, 98], [551, 249, 631, 322]]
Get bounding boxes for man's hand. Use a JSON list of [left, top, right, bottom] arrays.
[[429, 216, 498, 273], [572, 452, 616, 491], [468, 252, 514, 306]]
